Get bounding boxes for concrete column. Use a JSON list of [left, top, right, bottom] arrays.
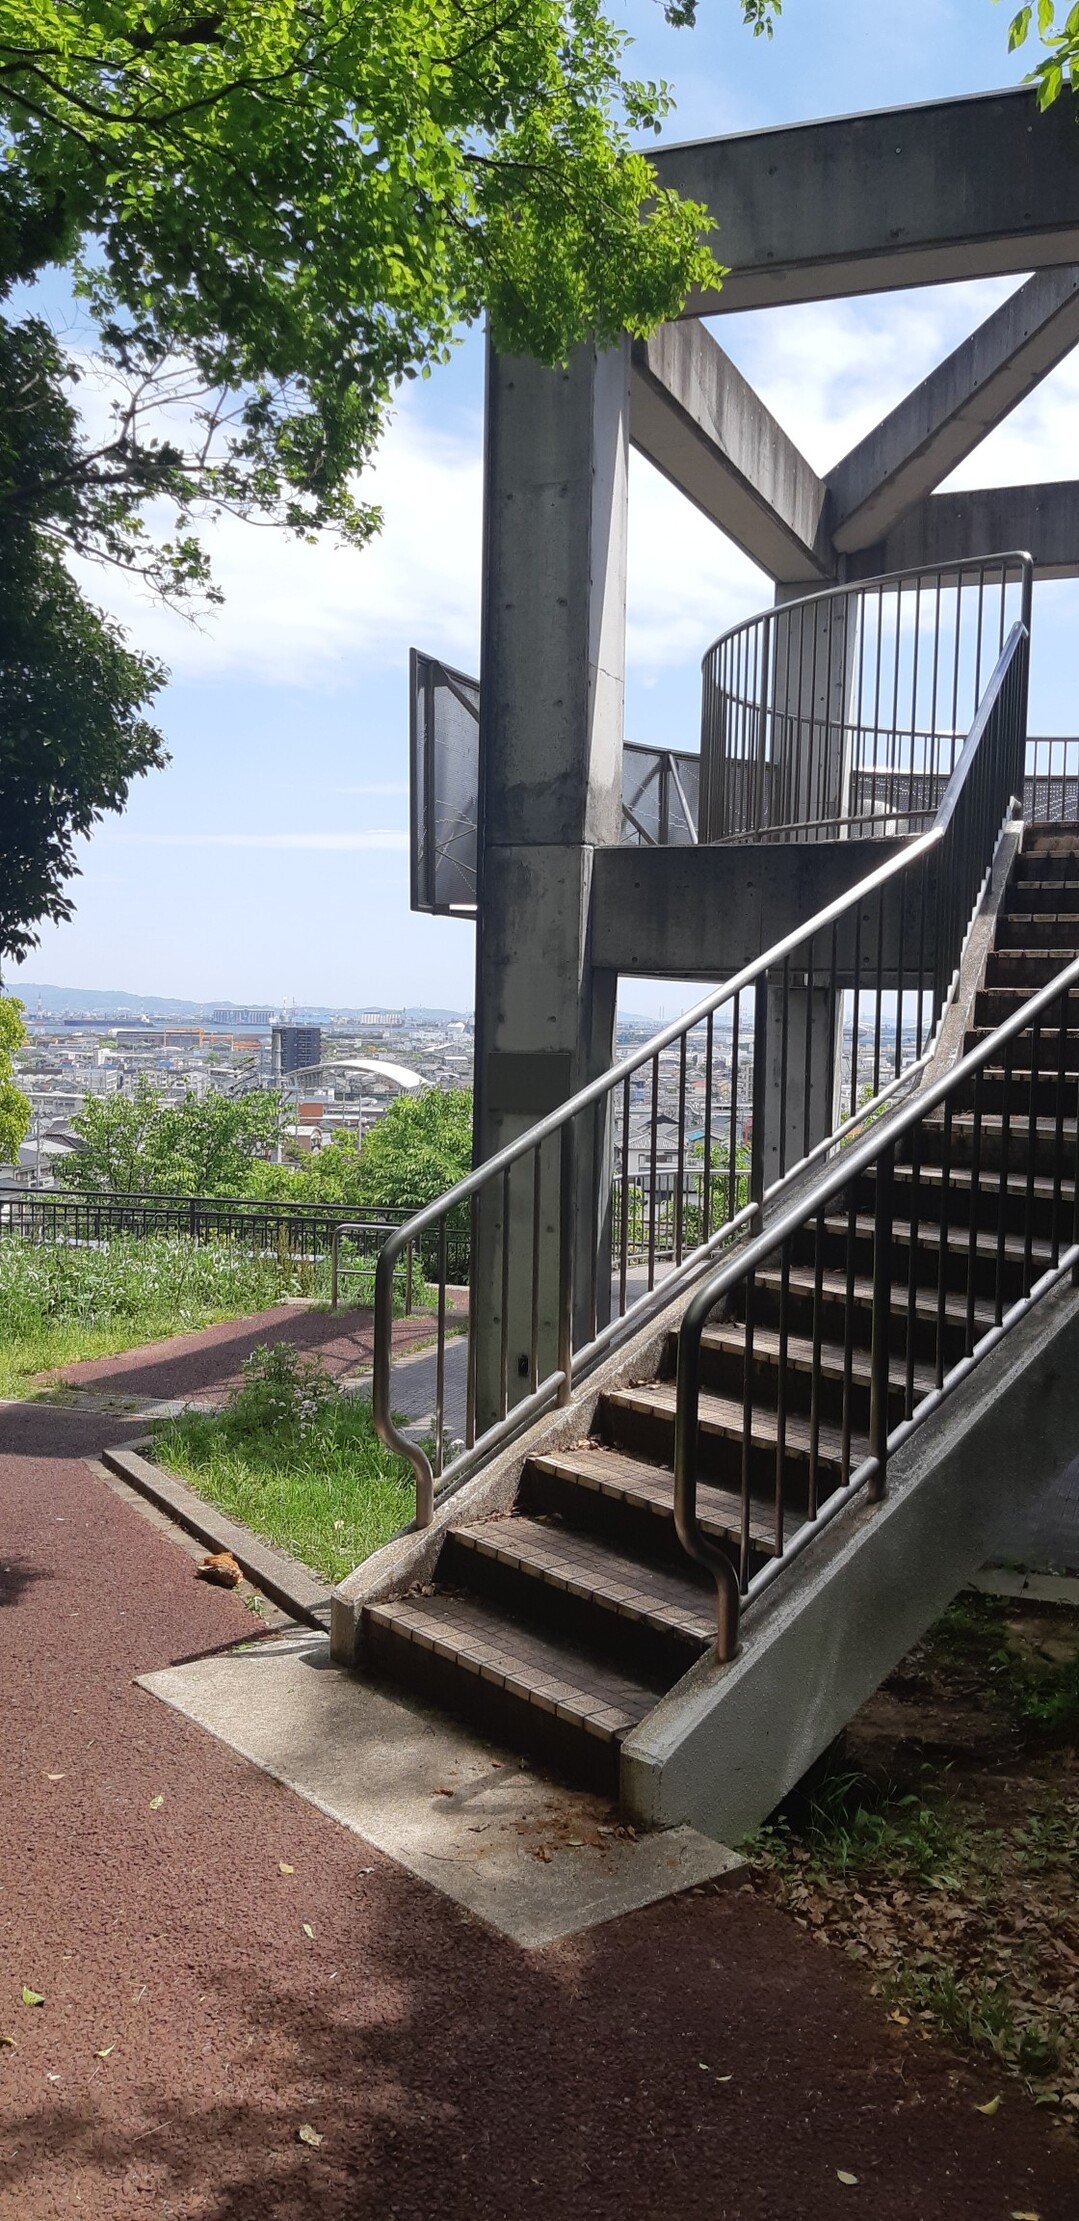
[[754, 981, 841, 1196], [471, 338, 630, 1428]]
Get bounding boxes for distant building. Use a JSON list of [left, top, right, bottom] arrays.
[[210, 1007, 274, 1027], [355, 1010, 403, 1029], [271, 1023, 322, 1078]]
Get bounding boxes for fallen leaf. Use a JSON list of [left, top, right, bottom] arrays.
[[95, 2046, 115, 2060], [302, 1923, 315, 1939], [149, 1795, 164, 1811], [45, 1773, 64, 1782], [888, 2008, 910, 2026], [974, 2094, 1001, 2116], [1010, 2211, 1041, 2219], [20, 1990, 44, 2008], [46, 2073, 60, 2083], [278, 1863, 294, 1875], [434, 1786, 455, 1798], [0, 2035, 16, 2049], [297, 2124, 323, 2148], [837, 2170, 858, 2186], [196, 1550, 242, 1589], [533, 1845, 553, 1863]]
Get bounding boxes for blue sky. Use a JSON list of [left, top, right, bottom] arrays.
[[10, 0, 1078, 1019]]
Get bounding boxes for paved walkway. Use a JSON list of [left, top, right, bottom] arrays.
[[2, 1342, 1078, 2216], [39, 1299, 465, 1409]]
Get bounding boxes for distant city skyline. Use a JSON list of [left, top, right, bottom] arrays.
[[7, 1, 1079, 1024]]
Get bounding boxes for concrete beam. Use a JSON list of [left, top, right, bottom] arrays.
[[850, 481, 1079, 582], [650, 89, 1079, 316], [592, 838, 913, 981], [829, 270, 1079, 553], [630, 323, 831, 583]]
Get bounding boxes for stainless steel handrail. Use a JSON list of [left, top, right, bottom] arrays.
[[372, 589, 1030, 1532], [675, 940, 1079, 1662]]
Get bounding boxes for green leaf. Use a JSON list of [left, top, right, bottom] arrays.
[[20, 1989, 44, 2008], [1009, 5, 1033, 45]]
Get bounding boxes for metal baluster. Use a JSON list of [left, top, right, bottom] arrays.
[[934, 1100, 952, 1389], [966, 1064, 984, 1357], [808, 1203, 825, 1523], [841, 1183, 857, 1484], [995, 1038, 1012, 1326], [869, 1142, 894, 1502], [775, 1237, 790, 1557], [1024, 1020, 1040, 1298], [530, 1153, 542, 1392], [434, 1221, 447, 1478]]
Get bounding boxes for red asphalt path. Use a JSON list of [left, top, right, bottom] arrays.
[[3, 1395, 1078, 2219], [44, 1299, 464, 1404]]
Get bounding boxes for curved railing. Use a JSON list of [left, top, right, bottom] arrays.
[[372, 564, 1030, 1534], [700, 554, 1031, 846]]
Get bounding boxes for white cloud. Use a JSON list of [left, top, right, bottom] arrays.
[[71, 394, 485, 690], [101, 830, 409, 851]]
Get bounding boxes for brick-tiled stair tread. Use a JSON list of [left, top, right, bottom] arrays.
[[365, 1592, 660, 1739], [754, 1263, 998, 1326], [606, 1384, 862, 1465], [452, 1516, 714, 1645], [527, 1444, 777, 1551], [699, 1323, 936, 1397], [919, 1117, 1079, 1150], [822, 1212, 1056, 1265], [888, 1162, 1075, 1200]]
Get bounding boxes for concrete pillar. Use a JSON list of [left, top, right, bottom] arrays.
[[754, 980, 841, 1197], [471, 338, 630, 1427], [752, 580, 850, 1193]]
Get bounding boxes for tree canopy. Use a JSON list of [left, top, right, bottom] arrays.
[[57, 1077, 283, 1193], [0, 0, 788, 965], [1008, 2, 1079, 102], [0, 996, 31, 1163]]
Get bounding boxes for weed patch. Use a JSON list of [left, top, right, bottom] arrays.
[[152, 1342, 415, 1581], [748, 1592, 1079, 2120]]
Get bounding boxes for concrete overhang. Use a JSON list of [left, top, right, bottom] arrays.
[[592, 838, 915, 981], [828, 269, 1079, 553], [850, 481, 1079, 581], [630, 323, 831, 583], [650, 88, 1079, 316]]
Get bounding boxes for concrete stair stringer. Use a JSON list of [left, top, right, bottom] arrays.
[[619, 1275, 1079, 1847]]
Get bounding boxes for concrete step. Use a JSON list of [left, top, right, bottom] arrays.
[[363, 1590, 662, 1794], [520, 1443, 777, 1568], [600, 1383, 864, 1499], [688, 1320, 935, 1427], [1000, 882, 1079, 915], [443, 1514, 713, 1677], [996, 914, 1079, 950], [985, 950, 1075, 989]]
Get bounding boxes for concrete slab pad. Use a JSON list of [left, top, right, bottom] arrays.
[[139, 1630, 739, 1949]]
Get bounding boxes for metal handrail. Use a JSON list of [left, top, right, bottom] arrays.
[[675, 943, 1079, 1662], [372, 574, 1031, 1531]]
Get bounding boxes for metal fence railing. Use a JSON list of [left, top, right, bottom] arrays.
[[700, 554, 1031, 846], [372, 566, 1031, 1531], [0, 1188, 414, 1276], [675, 949, 1079, 1659]]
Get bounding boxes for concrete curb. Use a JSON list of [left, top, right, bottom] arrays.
[[101, 1441, 333, 1630]]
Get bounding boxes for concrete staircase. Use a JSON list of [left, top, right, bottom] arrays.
[[362, 826, 1079, 1795]]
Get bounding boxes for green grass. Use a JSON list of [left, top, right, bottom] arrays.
[[151, 1343, 415, 1581], [0, 1234, 315, 1398]]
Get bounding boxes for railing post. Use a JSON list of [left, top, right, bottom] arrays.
[[868, 1142, 895, 1503], [557, 1122, 576, 1404], [750, 974, 769, 1216]]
